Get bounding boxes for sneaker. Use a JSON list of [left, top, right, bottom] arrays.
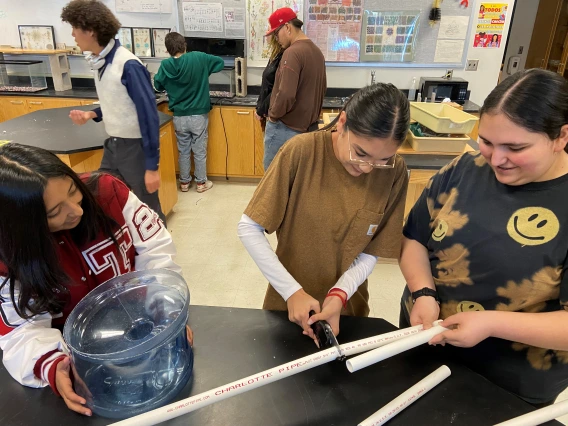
[[180, 182, 191, 192], [196, 180, 213, 193]]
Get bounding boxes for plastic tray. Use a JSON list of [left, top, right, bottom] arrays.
[[410, 103, 479, 134], [406, 130, 469, 153]]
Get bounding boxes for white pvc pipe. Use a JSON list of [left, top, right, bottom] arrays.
[[494, 399, 568, 426], [358, 365, 451, 426], [110, 324, 429, 426], [346, 324, 448, 373]]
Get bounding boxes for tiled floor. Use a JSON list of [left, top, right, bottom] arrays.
[[168, 180, 568, 424]]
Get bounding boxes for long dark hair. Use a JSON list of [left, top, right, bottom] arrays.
[[322, 83, 410, 146], [0, 144, 118, 319], [481, 69, 568, 153]]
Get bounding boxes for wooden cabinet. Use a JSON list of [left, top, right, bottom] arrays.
[[158, 122, 178, 216], [56, 122, 178, 216], [0, 96, 96, 123], [404, 169, 437, 218], [206, 106, 228, 175], [169, 105, 261, 178], [222, 107, 255, 176], [0, 97, 29, 121], [526, 0, 568, 77], [27, 98, 82, 112], [253, 117, 264, 176]]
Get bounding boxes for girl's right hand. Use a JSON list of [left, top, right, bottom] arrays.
[[410, 296, 440, 329], [56, 357, 92, 416], [286, 289, 321, 341]]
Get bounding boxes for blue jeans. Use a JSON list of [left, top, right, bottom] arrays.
[[173, 114, 209, 184], [263, 120, 302, 171]]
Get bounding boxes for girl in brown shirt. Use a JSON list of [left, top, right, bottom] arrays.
[[238, 83, 410, 343]]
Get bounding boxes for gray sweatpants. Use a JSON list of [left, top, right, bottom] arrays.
[[99, 136, 166, 224]]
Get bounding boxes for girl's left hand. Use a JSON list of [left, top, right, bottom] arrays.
[[429, 311, 494, 348], [307, 296, 343, 337]]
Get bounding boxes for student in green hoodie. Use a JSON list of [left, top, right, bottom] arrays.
[[154, 32, 224, 193]]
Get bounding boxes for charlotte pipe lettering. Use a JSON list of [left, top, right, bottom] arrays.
[[215, 373, 275, 395]]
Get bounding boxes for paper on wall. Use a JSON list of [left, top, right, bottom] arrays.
[[434, 39, 465, 63], [224, 7, 245, 38], [438, 16, 469, 40], [116, 0, 172, 13], [183, 2, 224, 33]]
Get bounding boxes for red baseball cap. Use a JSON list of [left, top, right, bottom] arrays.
[[265, 8, 297, 36]]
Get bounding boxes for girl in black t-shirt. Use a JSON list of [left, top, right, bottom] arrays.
[[399, 69, 568, 405]]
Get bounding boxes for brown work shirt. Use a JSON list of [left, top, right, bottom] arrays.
[[268, 39, 326, 132], [244, 130, 408, 316]]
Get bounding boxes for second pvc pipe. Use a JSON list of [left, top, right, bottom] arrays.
[[346, 324, 448, 373]]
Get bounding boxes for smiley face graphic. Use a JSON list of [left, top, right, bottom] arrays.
[[432, 220, 449, 242], [456, 301, 485, 312], [507, 207, 559, 246]]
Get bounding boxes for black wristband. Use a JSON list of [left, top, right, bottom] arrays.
[[411, 287, 440, 304]]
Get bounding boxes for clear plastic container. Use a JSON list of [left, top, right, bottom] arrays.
[[63, 269, 193, 419], [209, 66, 235, 98], [0, 59, 47, 92], [410, 102, 479, 134]]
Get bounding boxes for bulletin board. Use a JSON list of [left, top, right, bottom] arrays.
[[247, 0, 476, 67], [178, 0, 247, 39]]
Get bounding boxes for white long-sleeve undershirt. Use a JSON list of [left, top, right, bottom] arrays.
[[237, 214, 377, 301]]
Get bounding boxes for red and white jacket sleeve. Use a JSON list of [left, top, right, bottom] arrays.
[[122, 190, 182, 275], [0, 282, 68, 392]]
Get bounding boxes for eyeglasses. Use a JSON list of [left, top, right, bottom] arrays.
[[273, 24, 286, 39], [346, 130, 396, 169]]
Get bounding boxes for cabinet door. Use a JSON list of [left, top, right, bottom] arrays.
[[253, 118, 264, 176], [404, 169, 437, 219], [206, 107, 228, 175], [221, 107, 255, 176], [27, 98, 77, 112], [158, 123, 178, 216], [1, 98, 28, 121]]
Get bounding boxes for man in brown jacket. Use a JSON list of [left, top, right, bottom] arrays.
[[263, 7, 326, 171]]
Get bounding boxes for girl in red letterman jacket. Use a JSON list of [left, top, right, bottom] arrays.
[[0, 143, 188, 416]]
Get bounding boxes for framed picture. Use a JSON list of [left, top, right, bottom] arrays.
[[117, 27, 133, 53], [151, 28, 171, 58], [133, 27, 152, 57], [18, 25, 56, 50]]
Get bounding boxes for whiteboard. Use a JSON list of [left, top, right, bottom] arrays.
[[116, 0, 173, 13]]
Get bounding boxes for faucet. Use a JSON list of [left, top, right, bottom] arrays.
[[370, 70, 376, 85]]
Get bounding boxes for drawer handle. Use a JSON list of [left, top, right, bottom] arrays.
[[160, 132, 167, 137], [29, 101, 43, 105], [237, 111, 250, 115], [10, 101, 24, 105]]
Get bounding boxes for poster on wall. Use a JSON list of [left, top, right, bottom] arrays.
[[151, 28, 171, 58], [224, 7, 246, 38], [116, 0, 172, 13], [473, 3, 508, 48], [360, 11, 420, 63], [248, 0, 303, 63], [183, 2, 224, 33], [305, 0, 362, 62]]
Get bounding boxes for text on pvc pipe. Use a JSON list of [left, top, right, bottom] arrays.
[[370, 386, 427, 426], [342, 329, 421, 352]]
